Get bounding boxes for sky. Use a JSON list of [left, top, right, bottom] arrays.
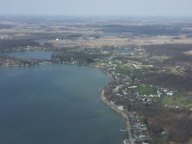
[[0, 0, 192, 17]]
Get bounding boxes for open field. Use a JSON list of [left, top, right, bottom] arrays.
[[48, 35, 192, 48]]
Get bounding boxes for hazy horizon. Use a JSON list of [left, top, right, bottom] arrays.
[[0, 0, 192, 17]]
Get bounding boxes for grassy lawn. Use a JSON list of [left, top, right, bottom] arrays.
[[94, 60, 104, 66], [136, 84, 157, 96], [149, 55, 170, 62], [162, 95, 192, 108]]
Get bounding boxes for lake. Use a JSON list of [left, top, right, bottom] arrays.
[[0, 64, 123, 144]]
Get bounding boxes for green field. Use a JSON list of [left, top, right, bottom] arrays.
[[136, 84, 157, 96], [162, 94, 192, 108]]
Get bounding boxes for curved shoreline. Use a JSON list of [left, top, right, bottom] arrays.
[[1, 60, 134, 143], [100, 89, 134, 144]]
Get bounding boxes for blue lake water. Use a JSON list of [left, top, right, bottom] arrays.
[[4, 51, 52, 59], [0, 64, 123, 144]]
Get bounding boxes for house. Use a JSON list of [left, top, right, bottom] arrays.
[[138, 134, 147, 141], [117, 106, 124, 111], [123, 139, 130, 144], [167, 92, 174, 96]]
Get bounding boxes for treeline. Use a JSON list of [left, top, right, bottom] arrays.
[[143, 44, 192, 57], [142, 72, 192, 92], [0, 24, 14, 29], [143, 44, 192, 68], [133, 103, 192, 144], [29, 32, 100, 40], [51, 51, 104, 64], [100, 24, 182, 36], [0, 39, 40, 52]]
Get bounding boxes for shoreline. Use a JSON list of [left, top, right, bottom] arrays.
[[3, 63, 134, 143], [100, 89, 134, 144], [1, 61, 134, 143]]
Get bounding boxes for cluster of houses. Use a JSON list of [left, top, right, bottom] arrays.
[[95, 53, 188, 144], [0, 54, 52, 67], [126, 112, 150, 144], [98, 57, 180, 102]]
